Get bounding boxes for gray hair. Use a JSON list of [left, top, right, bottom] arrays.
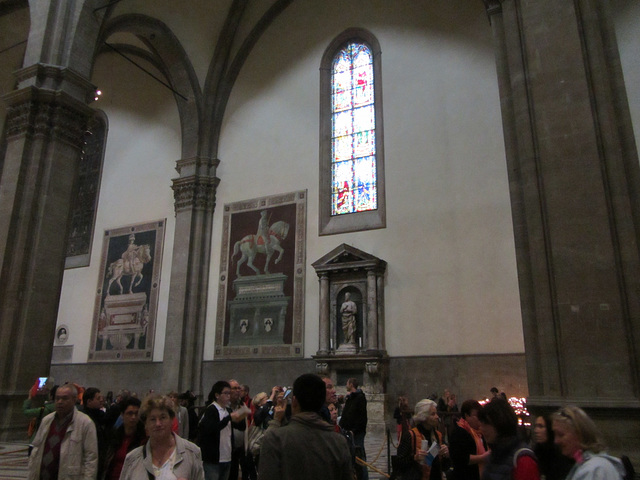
[[58, 384, 79, 397], [414, 399, 437, 422]]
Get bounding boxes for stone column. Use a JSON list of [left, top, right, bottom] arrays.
[[485, 0, 640, 458], [0, 65, 94, 441], [161, 157, 219, 396], [366, 268, 378, 351], [318, 273, 330, 354], [376, 270, 385, 351]]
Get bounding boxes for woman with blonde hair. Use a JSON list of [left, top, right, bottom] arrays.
[[119, 394, 204, 480], [552, 406, 625, 480]]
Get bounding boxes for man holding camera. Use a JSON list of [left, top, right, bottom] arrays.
[[259, 374, 353, 480]]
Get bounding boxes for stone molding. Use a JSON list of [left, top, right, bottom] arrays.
[[13, 64, 97, 103], [482, 0, 502, 17], [175, 156, 220, 177]]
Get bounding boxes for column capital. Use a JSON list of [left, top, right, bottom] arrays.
[[171, 175, 220, 213], [482, 0, 503, 17], [3, 87, 93, 147]]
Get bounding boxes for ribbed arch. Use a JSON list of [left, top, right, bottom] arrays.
[[97, 14, 203, 159]]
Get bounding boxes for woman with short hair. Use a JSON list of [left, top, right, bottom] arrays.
[[395, 399, 450, 480], [119, 394, 204, 480], [552, 406, 625, 480]]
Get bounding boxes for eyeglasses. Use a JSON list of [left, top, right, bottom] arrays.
[[220, 390, 231, 395], [557, 408, 574, 422]]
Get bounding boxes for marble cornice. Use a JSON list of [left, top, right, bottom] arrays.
[[175, 156, 220, 177], [14, 63, 97, 104]]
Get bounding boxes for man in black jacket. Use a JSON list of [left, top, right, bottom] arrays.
[[449, 399, 489, 480], [339, 378, 368, 480]]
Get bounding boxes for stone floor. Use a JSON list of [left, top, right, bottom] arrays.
[[0, 431, 395, 479], [0, 443, 29, 480]]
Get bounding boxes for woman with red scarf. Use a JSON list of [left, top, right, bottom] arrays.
[[449, 400, 490, 480]]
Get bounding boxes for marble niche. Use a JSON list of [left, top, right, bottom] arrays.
[[312, 244, 389, 435]]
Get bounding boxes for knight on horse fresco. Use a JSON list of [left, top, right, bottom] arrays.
[[232, 211, 289, 277], [106, 234, 152, 294]]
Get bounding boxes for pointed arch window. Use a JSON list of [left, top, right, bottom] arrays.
[[65, 110, 108, 268], [320, 29, 385, 235]]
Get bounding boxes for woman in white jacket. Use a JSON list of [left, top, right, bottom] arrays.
[[552, 406, 625, 480], [119, 394, 204, 480]]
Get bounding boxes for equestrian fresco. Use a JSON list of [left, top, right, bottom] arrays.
[[215, 191, 307, 359], [233, 218, 290, 276], [89, 220, 165, 362]]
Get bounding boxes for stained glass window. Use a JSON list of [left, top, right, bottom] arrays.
[[331, 42, 377, 216]]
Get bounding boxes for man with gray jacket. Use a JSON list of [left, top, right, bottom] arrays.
[[259, 374, 353, 480], [27, 383, 98, 480]]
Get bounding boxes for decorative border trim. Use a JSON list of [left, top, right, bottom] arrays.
[[88, 220, 165, 362], [214, 190, 306, 359]]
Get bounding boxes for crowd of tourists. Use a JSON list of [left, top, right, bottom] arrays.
[[22, 376, 632, 480]]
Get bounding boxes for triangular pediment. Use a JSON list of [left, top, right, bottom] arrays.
[[312, 244, 386, 272]]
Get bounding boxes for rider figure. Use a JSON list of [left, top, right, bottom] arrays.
[[122, 233, 138, 273], [256, 211, 269, 245], [256, 210, 273, 256]]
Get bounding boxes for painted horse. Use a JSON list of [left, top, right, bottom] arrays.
[[106, 244, 152, 294], [232, 220, 289, 276]]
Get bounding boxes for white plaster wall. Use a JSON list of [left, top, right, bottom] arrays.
[[207, 0, 524, 359], [56, 53, 180, 363], [8, 0, 637, 366]]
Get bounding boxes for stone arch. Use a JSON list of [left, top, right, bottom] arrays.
[[97, 14, 203, 159]]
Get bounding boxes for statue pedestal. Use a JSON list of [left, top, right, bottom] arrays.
[[100, 293, 148, 350], [336, 342, 358, 354], [227, 273, 290, 345]]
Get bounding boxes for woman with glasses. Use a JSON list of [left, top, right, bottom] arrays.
[[552, 406, 625, 480], [102, 396, 146, 480], [119, 394, 204, 480]]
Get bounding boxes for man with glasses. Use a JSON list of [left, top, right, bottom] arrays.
[[199, 381, 249, 480]]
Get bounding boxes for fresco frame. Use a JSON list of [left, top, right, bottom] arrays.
[[215, 190, 307, 359], [88, 219, 165, 362]]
